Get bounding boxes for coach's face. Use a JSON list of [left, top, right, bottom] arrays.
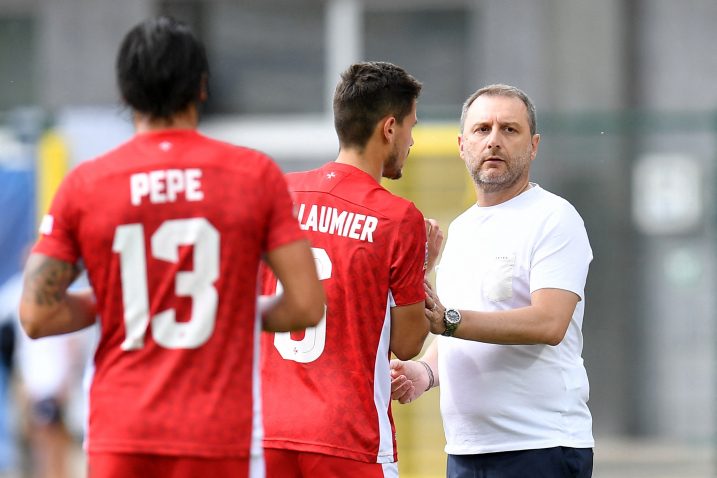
[[459, 95, 539, 193]]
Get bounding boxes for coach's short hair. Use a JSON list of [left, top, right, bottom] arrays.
[[460, 84, 537, 136], [116, 16, 209, 119], [333, 61, 422, 150]]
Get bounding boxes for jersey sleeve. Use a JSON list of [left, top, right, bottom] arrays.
[[32, 167, 84, 264], [261, 159, 305, 253], [388, 203, 426, 307]]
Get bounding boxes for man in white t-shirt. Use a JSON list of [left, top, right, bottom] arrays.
[[390, 84, 593, 478]]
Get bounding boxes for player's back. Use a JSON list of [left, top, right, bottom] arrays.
[[262, 162, 426, 463], [46, 130, 296, 457]]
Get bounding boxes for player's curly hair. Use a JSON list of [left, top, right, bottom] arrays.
[[116, 16, 209, 120], [333, 61, 422, 150]]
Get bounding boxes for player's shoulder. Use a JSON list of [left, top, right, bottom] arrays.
[[285, 166, 321, 184], [356, 184, 419, 226], [388, 191, 422, 217], [361, 174, 418, 212], [288, 162, 421, 218], [198, 134, 277, 165], [182, 135, 289, 188], [71, 133, 280, 188]]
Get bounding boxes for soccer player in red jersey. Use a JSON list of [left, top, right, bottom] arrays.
[[261, 61, 442, 478], [18, 16, 324, 478]]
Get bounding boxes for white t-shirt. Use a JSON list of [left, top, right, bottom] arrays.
[[436, 184, 594, 454]]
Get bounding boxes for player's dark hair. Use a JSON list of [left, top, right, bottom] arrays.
[[116, 16, 209, 120], [460, 84, 537, 136], [333, 61, 422, 150]]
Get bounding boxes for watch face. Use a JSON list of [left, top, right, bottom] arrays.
[[445, 309, 460, 324], [443, 309, 461, 336]]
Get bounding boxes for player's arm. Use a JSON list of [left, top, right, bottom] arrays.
[[425, 283, 579, 345], [262, 238, 325, 332], [389, 211, 438, 360], [390, 302, 429, 360], [19, 253, 97, 339]]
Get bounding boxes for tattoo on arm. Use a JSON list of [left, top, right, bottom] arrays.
[[25, 257, 78, 307]]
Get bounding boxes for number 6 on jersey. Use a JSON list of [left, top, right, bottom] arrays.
[[273, 247, 331, 363]]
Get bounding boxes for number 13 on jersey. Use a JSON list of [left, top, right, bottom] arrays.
[[113, 218, 219, 351]]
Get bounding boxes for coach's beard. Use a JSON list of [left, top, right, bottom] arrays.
[[472, 149, 531, 193]]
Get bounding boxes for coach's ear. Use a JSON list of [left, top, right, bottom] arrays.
[[458, 133, 472, 165], [529, 133, 540, 161]]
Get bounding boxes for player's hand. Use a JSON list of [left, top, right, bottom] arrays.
[[424, 279, 446, 335], [390, 359, 428, 404], [424, 218, 443, 274]]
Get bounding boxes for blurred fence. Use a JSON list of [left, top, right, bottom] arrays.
[[1, 109, 716, 477]]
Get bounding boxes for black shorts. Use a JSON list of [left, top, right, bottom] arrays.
[[447, 446, 593, 478]]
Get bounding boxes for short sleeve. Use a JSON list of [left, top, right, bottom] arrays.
[[261, 159, 305, 253], [388, 203, 427, 307], [32, 167, 84, 264], [530, 204, 592, 300]]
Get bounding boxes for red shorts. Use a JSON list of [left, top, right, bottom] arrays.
[[88, 452, 253, 478], [264, 448, 398, 478]]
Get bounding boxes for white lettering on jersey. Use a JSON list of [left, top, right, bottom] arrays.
[[130, 168, 204, 206], [296, 203, 378, 243]]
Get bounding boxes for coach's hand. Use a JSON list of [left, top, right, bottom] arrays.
[[425, 218, 444, 274], [424, 279, 447, 335], [390, 359, 430, 404]]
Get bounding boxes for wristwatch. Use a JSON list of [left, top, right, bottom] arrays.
[[442, 308, 462, 337]]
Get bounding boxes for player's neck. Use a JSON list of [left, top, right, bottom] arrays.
[[335, 148, 383, 183], [133, 106, 199, 134]]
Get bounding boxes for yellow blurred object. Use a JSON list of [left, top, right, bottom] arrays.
[[382, 124, 468, 477], [36, 130, 70, 222], [411, 124, 459, 158], [394, 384, 446, 478], [383, 123, 473, 224]]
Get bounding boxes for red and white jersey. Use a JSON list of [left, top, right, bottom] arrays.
[[33, 129, 303, 458], [261, 162, 426, 463]]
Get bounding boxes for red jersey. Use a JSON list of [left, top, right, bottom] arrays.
[[33, 130, 303, 458], [261, 162, 426, 463]]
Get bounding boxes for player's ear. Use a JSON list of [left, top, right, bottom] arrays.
[[381, 116, 396, 144], [199, 74, 209, 103]]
